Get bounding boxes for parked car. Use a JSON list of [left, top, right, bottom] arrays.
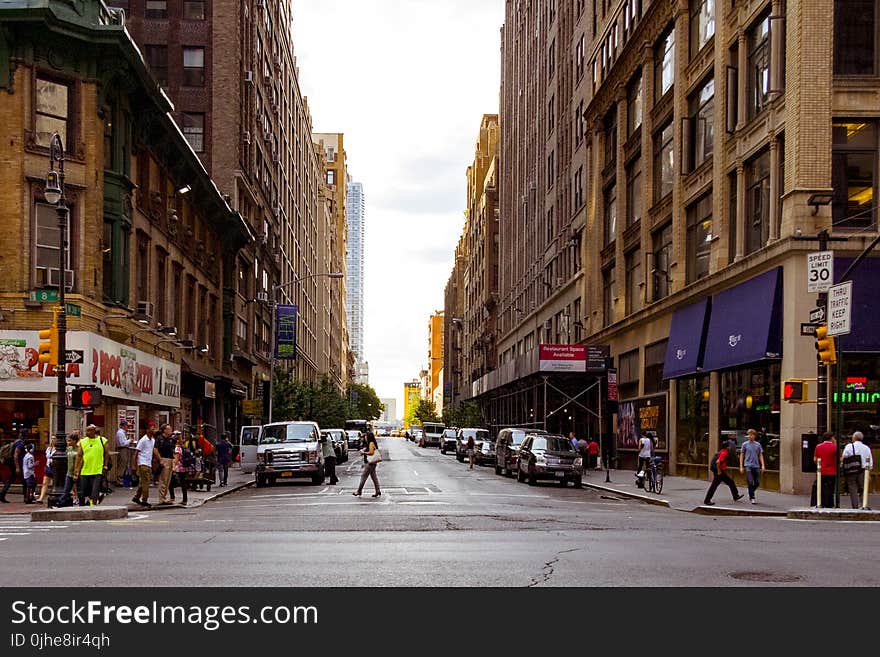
[[419, 422, 445, 448], [495, 428, 547, 476], [345, 430, 363, 449], [255, 421, 324, 487], [439, 428, 458, 454], [516, 433, 583, 487], [321, 429, 349, 463], [455, 428, 491, 463]]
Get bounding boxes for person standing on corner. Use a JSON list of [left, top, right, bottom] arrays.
[[569, 431, 578, 451], [35, 436, 56, 504], [321, 433, 339, 485], [115, 419, 134, 487], [57, 433, 81, 507], [21, 443, 36, 504], [353, 432, 381, 498], [739, 429, 766, 504], [704, 439, 744, 506], [132, 425, 158, 508], [169, 432, 188, 506], [0, 432, 26, 503], [811, 432, 838, 508], [840, 431, 873, 510], [75, 425, 108, 506], [156, 424, 176, 505]]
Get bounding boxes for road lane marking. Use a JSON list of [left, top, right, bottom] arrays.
[[413, 470, 418, 476]]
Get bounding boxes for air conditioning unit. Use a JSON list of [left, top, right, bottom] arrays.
[[47, 268, 74, 291], [243, 130, 251, 144], [244, 70, 254, 84], [256, 291, 269, 303], [136, 300, 154, 319]]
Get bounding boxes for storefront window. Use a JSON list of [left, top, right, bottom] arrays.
[[718, 362, 781, 470], [835, 355, 880, 450], [676, 375, 709, 468]]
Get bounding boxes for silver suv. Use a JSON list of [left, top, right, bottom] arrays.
[[256, 421, 324, 487]]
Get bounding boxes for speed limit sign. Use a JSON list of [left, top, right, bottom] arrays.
[[807, 251, 834, 293]]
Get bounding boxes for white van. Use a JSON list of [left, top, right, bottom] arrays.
[[255, 421, 324, 487], [239, 425, 261, 474]]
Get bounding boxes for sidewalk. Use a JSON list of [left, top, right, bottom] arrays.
[[580, 467, 880, 520], [0, 465, 253, 516]]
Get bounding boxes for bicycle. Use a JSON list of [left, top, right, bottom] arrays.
[[645, 456, 664, 494]]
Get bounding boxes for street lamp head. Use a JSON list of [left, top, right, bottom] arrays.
[[44, 170, 62, 205]]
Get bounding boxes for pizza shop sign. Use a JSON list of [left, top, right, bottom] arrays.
[[0, 331, 180, 408]]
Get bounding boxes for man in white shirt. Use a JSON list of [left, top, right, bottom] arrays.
[[637, 434, 653, 477], [132, 425, 158, 508], [840, 431, 874, 509], [115, 420, 134, 486]]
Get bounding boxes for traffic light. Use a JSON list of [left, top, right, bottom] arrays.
[[815, 324, 837, 365], [783, 379, 807, 404], [38, 309, 59, 367], [72, 387, 102, 408]]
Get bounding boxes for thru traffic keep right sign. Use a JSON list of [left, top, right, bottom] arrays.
[[827, 281, 852, 337]]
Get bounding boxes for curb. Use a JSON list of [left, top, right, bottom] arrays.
[[31, 505, 128, 522], [787, 508, 880, 521], [130, 479, 254, 511], [582, 482, 671, 507], [692, 505, 787, 517]]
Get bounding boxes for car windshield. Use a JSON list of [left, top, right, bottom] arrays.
[[346, 431, 360, 438], [511, 430, 526, 446], [531, 437, 572, 452], [261, 424, 315, 444]]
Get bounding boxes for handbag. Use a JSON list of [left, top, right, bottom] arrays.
[[367, 448, 382, 464], [842, 443, 863, 476]]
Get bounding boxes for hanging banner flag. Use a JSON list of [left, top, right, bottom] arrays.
[[275, 304, 297, 360]]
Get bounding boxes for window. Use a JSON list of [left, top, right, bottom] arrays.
[[35, 202, 72, 285], [626, 162, 643, 227], [653, 122, 674, 201], [155, 249, 167, 325], [182, 113, 204, 152], [627, 72, 643, 137], [603, 266, 616, 328], [604, 109, 617, 168], [745, 149, 770, 255], [687, 77, 714, 171], [832, 121, 877, 231], [546, 206, 555, 244], [655, 28, 675, 100], [575, 100, 585, 146], [548, 39, 556, 79], [690, 0, 715, 57], [834, 0, 876, 75], [686, 192, 713, 283], [625, 249, 642, 315], [643, 339, 669, 394], [327, 169, 337, 186], [573, 297, 582, 341], [548, 95, 555, 135], [728, 171, 738, 263], [184, 1, 206, 20], [652, 222, 672, 302], [576, 34, 585, 80], [574, 166, 584, 209], [145, 1, 167, 19], [34, 76, 70, 149], [547, 150, 555, 187], [603, 184, 617, 245], [145, 45, 168, 87], [748, 15, 771, 118], [136, 235, 150, 305], [182, 47, 205, 87], [619, 349, 640, 399]]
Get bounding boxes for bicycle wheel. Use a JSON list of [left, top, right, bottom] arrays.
[[646, 469, 655, 493], [654, 469, 664, 494]]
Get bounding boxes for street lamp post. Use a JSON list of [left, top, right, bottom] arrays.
[[266, 272, 343, 423], [44, 133, 68, 507]]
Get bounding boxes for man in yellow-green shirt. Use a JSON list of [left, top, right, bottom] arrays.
[[74, 424, 109, 506]]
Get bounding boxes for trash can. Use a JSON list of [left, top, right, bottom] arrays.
[[801, 432, 818, 473]]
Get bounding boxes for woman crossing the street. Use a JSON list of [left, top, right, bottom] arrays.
[[353, 431, 381, 498]]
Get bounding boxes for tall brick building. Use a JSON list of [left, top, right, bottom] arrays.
[[464, 0, 880, 495]]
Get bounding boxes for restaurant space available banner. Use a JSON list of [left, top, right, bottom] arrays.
[[616, 393, 668, 452], [0, 331, 180, 407], [275, 304, 297, 360], [539, 344, 586, 372]]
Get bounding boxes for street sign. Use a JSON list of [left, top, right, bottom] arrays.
[[800, 323, 817, 336], [586, 344, 610, 370], [809, 306, 825, 323], [65, 303, 81, 317], [65, 349, 84, 364], [827, 281, 852, 336], [807, 251, 834, 293], [29, 289, 59, 303]]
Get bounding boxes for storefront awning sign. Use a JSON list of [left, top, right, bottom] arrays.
[[539, 344, 586, 372], [663, 298, 710, 379]]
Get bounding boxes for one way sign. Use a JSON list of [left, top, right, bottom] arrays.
[[809, 307, 825, 323]]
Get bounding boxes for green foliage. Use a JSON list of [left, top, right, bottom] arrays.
[[271, 369, 349, 429], [443, 400, 484, 428], [410, 398, 440, 424], [346, 383, 384, 421]]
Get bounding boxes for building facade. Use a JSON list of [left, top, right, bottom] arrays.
[[402, 380, 421, 428], [427, 311, 444, 404], [443, 231, 466, 411], [347, 181, 365, 366], [467, 0, 880, 495], [0, 0, 252, 464]]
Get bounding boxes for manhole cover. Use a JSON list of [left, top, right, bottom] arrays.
[[729, 571, 802, 583]]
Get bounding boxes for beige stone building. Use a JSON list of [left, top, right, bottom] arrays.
[[470, 0, 880, 495]]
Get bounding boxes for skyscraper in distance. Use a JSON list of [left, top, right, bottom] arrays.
[[347, 181, 365, 366]]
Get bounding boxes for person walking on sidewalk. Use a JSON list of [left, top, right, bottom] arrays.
[[840, 431, 873, 509], [0, 432, 26, 503], [811, 432, 837, 508], [74, 426, 108, 506], [320, 433, 338, 485], [216, 433, 232, 487], [57, 433, 82, 507], [21, 443, 36, 504], [467, 433, 476, 469], [739, 429, 765, 504], [704, 439, 744, 506], [35, 437, 56, 504], [353, 433, 381, 498], [132, 426, 158, 508]]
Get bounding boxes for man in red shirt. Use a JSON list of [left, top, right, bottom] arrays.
[[811, 432, 838, 508], [703, 439, 745, 505]]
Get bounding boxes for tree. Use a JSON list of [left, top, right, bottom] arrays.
[[409, 398, 440, 425], [346, 383, 384, 420], [443, 400, 484, 427], [272, 370, 349, 428]]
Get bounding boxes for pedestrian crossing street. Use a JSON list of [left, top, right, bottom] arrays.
[[0, 518, 69, 543]]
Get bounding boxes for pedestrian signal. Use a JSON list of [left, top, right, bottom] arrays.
[[783, 379, 807, 404], [72, 387, 102, 408], [38, 309, 59, 366], [814, 324, 837, 365]]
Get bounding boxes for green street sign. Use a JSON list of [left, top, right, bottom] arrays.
[[65, 303, 81, 317], [29, 289, 59, 303]]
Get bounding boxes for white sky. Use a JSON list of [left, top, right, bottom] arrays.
[[291, 0, 504, 416]]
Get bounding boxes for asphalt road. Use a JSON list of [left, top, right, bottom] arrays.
[[2, 437, 878, 586]]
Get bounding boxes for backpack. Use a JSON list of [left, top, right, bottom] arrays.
[[0, 441, 14, 462], [181, 446, 196, 469], [709, 451, 720, 474]]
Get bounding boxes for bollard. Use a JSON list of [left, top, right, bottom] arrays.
[[863, 468, 871, 510], [816, 458, 822, 508]]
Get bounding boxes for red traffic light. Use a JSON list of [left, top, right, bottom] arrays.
[[73, 387, 102, 408], [782, 380, 806, 403]]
